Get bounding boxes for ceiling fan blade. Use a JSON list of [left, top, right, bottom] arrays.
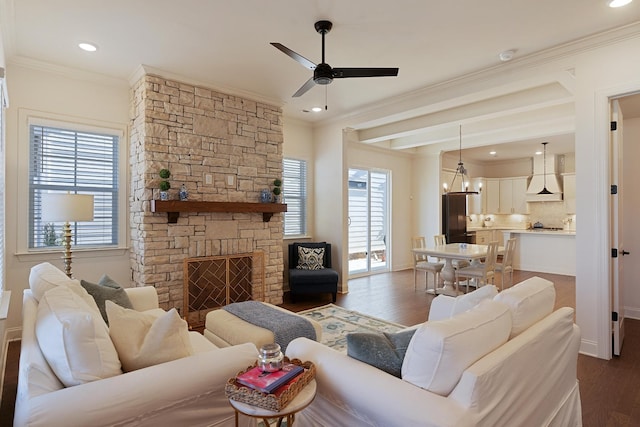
[[270, 43, 316, 70], [292, 77, 316, 97], [332, 67, 399, 78]]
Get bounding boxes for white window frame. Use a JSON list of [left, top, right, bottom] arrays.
[[17, 109, 128, 255], [282, 157, 308, 237]]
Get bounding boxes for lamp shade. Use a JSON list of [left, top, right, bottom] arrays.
[[41, 194, 94, 222]]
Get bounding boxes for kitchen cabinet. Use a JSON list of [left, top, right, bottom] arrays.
[[563, 173, 576, 214], [486, 179, 500, 214], [497, 177, 528, 214], [468, 177, 486, 214], [475, 229, 504, 246]]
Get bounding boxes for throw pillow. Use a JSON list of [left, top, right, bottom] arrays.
[[296, 246, 325, 270], [401, 299, 512, 396], [98, 274, 124, 289], [29, 262, 100, 315], [106, 300, 194, 372], [80, 275, 133, 325], [347, 329, 416, 377], [35, 286, 122, 387]]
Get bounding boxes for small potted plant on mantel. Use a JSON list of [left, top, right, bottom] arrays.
[[272, 179, 282, 203], [159, 168, 171, 200]]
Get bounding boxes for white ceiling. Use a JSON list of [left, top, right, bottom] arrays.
[[2, 0, 640, 157]]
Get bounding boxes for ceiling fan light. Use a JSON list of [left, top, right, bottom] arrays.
[[608, 0, 632, 7]]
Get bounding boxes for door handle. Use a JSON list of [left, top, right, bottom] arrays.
[[622, 250, 630, 256]]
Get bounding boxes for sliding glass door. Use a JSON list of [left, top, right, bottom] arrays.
[[348, 168, 389, 275]]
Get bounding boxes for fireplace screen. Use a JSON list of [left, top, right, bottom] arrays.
[[184, 251, 265, 328]]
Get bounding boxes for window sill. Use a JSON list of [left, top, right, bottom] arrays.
[[284, 235, 313, 241], [15, 246, 129, 262]]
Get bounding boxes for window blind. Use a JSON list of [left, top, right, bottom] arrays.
[[29, 124, 119, 248], [282, 158, 307, 236]]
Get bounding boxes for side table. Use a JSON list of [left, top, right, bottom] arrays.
[[229, 379, 316, 427]]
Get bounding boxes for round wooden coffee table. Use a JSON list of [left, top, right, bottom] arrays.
[[229, 379, 316, 427]]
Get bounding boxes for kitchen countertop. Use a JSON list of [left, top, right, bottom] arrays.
[[468, 227, 576, 235], [506, 229, 576, 236]]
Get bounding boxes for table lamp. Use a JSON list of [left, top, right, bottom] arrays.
[[41, 193, 94, 278]]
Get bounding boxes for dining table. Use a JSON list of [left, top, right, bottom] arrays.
[[412, 243, 502, 296]]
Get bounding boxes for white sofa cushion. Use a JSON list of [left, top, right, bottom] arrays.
[[493, 276, 556, 338], [29, 262, 100, 313], [35, 286, 122, 387], [402, 299, 512, 396], [428, 285, 499, 322], [451, 284, 498, 316], [106, 300, 194, 372]]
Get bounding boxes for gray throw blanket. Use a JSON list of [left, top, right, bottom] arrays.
[[223, 301, 317, 351]]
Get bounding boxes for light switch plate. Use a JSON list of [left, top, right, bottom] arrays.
[[204, 173, 213, 185]]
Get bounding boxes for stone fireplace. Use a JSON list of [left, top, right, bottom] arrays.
[[129, 73, 285, 317]]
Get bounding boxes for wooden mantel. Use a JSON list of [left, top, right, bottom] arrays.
[[150, 200, 287, 223]]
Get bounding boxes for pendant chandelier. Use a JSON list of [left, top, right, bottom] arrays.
[[447, 125, 478, 194], [538, 142, 552, 195]]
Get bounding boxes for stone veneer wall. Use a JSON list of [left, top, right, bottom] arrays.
[[129, 74, 284, 316]]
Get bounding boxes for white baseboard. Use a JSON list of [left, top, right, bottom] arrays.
[[624, 306, 640, 320], [579, 338, 599, 358]]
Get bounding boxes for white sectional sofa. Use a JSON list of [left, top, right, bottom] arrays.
[[15, 263, 260, 427], [286, 277, 583, 427]]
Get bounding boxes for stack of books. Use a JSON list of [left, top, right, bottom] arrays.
[[236, 362, 304, 395]]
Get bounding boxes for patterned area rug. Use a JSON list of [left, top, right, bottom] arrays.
[[299, 303, 406, 352]]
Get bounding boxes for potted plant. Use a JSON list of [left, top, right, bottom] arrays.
[[272, 178, 282, 203], [159, 168, 171, 200]]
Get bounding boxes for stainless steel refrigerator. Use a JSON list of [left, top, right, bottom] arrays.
[[442, 193, 471, 243]]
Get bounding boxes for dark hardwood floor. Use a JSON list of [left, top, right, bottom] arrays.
[[1, 269, 637, 426]]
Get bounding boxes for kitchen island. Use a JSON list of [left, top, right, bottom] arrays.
[[503, 229, 576, 276]]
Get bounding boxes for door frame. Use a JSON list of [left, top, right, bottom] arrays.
[[610, 98, 625, 356], [594, 83, 640, 359], [347, 167, 391, 278]]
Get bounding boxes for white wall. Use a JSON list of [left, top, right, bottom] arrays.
[[282, 117, 315, 238], [3, 63, 131, 333], [412, 153, 441, 244]]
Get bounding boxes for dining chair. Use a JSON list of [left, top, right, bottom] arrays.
[[455, 241, 499, 293], [433, 234, 470, 269], [412, 236, 443, 293], [495, 238, 517, 290]]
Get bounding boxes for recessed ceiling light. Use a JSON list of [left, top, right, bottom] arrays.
[[78, 42, 98, 52], [498, 49, 515, 62], [608, 0, 632, 7], [311, 107, 323, 112], [535, 150, 543, 155], [489, 151, 497, 156]]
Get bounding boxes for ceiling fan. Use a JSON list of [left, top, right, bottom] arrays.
[[271, 20, 399, 98]]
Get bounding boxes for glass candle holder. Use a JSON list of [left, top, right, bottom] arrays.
[[258, 343, 284, 372]]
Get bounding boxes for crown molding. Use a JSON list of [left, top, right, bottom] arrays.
[[8, 56, 129, 88]]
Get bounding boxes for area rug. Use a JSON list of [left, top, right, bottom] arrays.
[[299, 304, 406, 353]]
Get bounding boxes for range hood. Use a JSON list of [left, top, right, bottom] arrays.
[[526, 154, 563, 202]]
